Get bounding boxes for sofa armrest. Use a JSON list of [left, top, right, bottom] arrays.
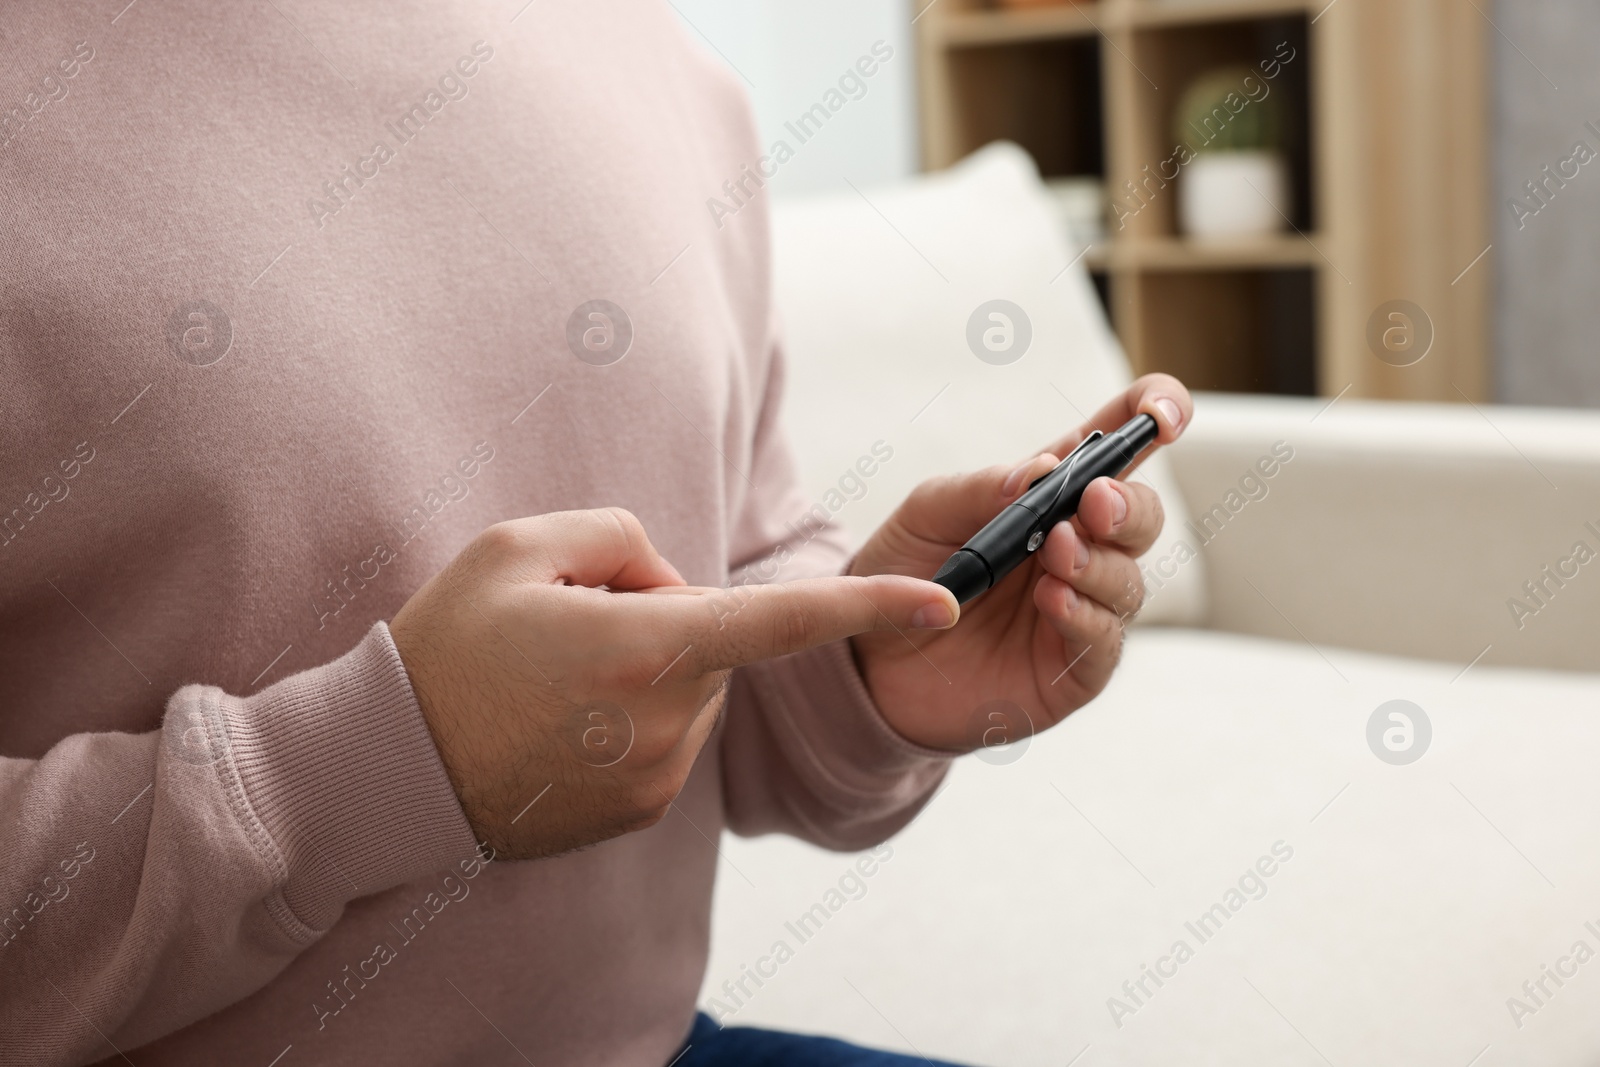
[[1165, 393, 1600, 671]]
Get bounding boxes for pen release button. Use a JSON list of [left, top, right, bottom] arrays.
[[1026, 530, 1044, 552]]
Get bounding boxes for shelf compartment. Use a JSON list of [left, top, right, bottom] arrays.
[[1118, 13, 1314, 238], [937, 36, 1105, 178], [1134, 267, 1317, 395], [919, 0, 1491, 402]]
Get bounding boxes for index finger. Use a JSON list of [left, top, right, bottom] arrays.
[[1041, 373, 1193, 479], [650, 574, 959, 674]]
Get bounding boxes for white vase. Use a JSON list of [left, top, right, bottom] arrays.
[[1179, 150, 1291, 239]]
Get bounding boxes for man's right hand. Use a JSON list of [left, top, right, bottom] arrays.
[[389, 508, 959, 861]]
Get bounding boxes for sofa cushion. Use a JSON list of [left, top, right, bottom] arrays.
[[770, 142, 1207, 625], [704, 627, 1600, 1064]]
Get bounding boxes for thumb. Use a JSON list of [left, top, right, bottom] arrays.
[[668, 574, 959, 673], [895, 452, 1061, 546], [492, 508, 686, 591]]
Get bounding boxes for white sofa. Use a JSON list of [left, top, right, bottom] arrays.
[[701, 145, 1600, 1066]]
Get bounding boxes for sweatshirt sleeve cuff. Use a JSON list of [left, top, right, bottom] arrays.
[[786, 637, 960, 773], [734, 637, 956, 838], [214, 622, 479, 934]]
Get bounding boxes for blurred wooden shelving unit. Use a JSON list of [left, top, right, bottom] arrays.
[[917, 0, 1491, 401]]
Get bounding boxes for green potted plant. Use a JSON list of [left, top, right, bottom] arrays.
[[1173, 65, 1290, 239]]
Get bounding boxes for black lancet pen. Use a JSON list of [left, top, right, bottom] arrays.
[[932, 413, 1160, 605]]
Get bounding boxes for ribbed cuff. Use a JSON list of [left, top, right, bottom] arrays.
[[797, 638, 961, 773], [215, 622, 478, 934], [738, 637, 955, 843]]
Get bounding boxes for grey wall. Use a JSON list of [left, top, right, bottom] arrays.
[[1493, 2, 1600, 407]]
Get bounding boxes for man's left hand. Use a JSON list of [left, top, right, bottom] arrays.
[[849, 374, 1193, 751]]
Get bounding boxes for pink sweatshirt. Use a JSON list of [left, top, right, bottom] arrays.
[[0, 3, 949, 1063]]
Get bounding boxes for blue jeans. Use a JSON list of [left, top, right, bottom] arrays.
[[672, 1012, 975, 1066]]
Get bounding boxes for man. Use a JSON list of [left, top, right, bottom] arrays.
[[0, 2, 1190, 1064]]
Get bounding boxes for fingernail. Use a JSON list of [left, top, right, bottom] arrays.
[[1061, 583, 1079, 610], [1069, 526, 1089, 573], [1109, 483, 1129, 528], [911, 602, 955, 630], [1002, 460, 1033, 497], [1155, 397, 1184, 433]]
